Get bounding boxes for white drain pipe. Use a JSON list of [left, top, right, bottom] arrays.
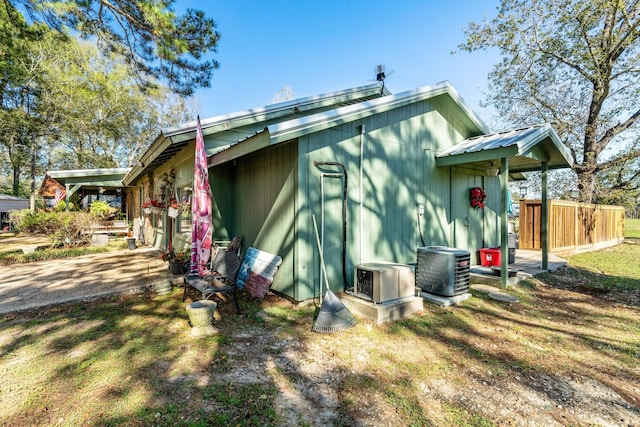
[[359, 124, 365, 265]]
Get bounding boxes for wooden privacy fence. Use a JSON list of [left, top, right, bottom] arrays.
[[519, 200, 625, 254]]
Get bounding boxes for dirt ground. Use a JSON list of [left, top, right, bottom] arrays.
[[192, 279, 640, 427]]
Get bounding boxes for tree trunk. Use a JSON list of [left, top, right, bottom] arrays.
[[12, 167, 20, 197], [30, 134, 36, 211], [576, 169, 596, 204]]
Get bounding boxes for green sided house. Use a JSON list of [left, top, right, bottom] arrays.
[[123, 81, 572, 301]]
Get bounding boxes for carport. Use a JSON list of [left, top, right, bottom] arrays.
[[436, 123, 574, 286], [44, 168, 131, 215]]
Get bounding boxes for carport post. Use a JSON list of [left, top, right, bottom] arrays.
[[500, 157, 509, 287], [541, 162, 549, 270]]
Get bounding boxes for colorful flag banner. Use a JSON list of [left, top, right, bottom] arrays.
[[190, 116, 213, 275], [54, 189, 66, 206]]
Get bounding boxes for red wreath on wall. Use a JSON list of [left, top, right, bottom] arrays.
[[470, 187, 486, 209]]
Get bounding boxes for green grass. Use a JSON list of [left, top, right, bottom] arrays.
[[1, 230, 640, 425], [0, 292, 282, 426], [626, 218, 640, 238]]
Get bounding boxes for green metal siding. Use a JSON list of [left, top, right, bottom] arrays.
[[293, 97, 484, 301], [210, 163, 236, 241], [206, 96, 494, 302], [229, 143, 297, 298]]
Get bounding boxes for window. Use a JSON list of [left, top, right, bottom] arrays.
[[177, 187, 192, 232]]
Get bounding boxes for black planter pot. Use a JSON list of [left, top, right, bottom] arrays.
[[168, 261, 186, 275], [126, 238, 136, 250]]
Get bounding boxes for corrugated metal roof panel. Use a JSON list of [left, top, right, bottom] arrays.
[[208, 81, 490, 166], [438, 124, 546, 156], [436, 123, 573, 171], [162, 82, 387, 139], [125, 82, 389, 184]]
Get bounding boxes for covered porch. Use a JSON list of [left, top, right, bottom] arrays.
[[436, 123, 574, 287], [45, 168, 132, 215], [469, 248, 567, 287]]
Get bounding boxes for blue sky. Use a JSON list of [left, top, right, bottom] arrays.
[[178, 1, 500, 125]]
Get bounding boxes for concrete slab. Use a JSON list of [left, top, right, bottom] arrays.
[[470, 284, 500, 294], [469, 249, 567, 289], [340, 293, 424, 324], [0, 247, 168, 315], [488, 292, 519, 303], [419, 292, 472, 307]]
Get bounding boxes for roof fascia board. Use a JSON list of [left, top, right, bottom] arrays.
[[267, 82, 488, 146], [163, 83, 386, 142], [208, 131, 271, 167], [509, 163, 569, 173], [65, 178, 125, 187], [47, 168, 130, 178], [435, 146, 520, 167], [123, 134, 170, 185]]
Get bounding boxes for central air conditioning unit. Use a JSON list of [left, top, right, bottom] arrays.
[[416, 246, 470, 297], [354, 262, 415, 303]]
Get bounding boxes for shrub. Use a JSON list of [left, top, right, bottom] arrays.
[[55, 200, 76, 211], [8, 209, 33, 233], [90, 200, 111, 219], [10, 210, 95, 247]]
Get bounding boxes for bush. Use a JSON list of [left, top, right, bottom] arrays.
[[9, 210, 95, 247], [90, 200, 111, 219], [55, 201, 76, 211], [8, 209, 33, 233]]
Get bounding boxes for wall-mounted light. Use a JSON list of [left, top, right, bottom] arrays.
[[486, 162, 500, 176], [99, 187, 105, 194], [519, 183, 528, 198]]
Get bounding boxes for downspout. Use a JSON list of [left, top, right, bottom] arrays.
[[359, 124, 365, 265]]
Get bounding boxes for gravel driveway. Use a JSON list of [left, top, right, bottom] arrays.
[[0, 247, 171, 314]]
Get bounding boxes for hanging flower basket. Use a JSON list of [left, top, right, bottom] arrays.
[[149, 199, 164, 214], [143, 207, 152, 215], [168, 206, 180, 218], [470, 187, 487, 209]]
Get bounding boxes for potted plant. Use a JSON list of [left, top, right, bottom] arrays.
[[160, 247, 190, 275], [142, 201, 152, 215]]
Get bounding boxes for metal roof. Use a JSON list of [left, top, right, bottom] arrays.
[[0, 194, 28, 202], [435, 123, 574, 172], [209, 81, 490, 166], [124, 82, 390, 185], [46, 168, 131, 188]]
